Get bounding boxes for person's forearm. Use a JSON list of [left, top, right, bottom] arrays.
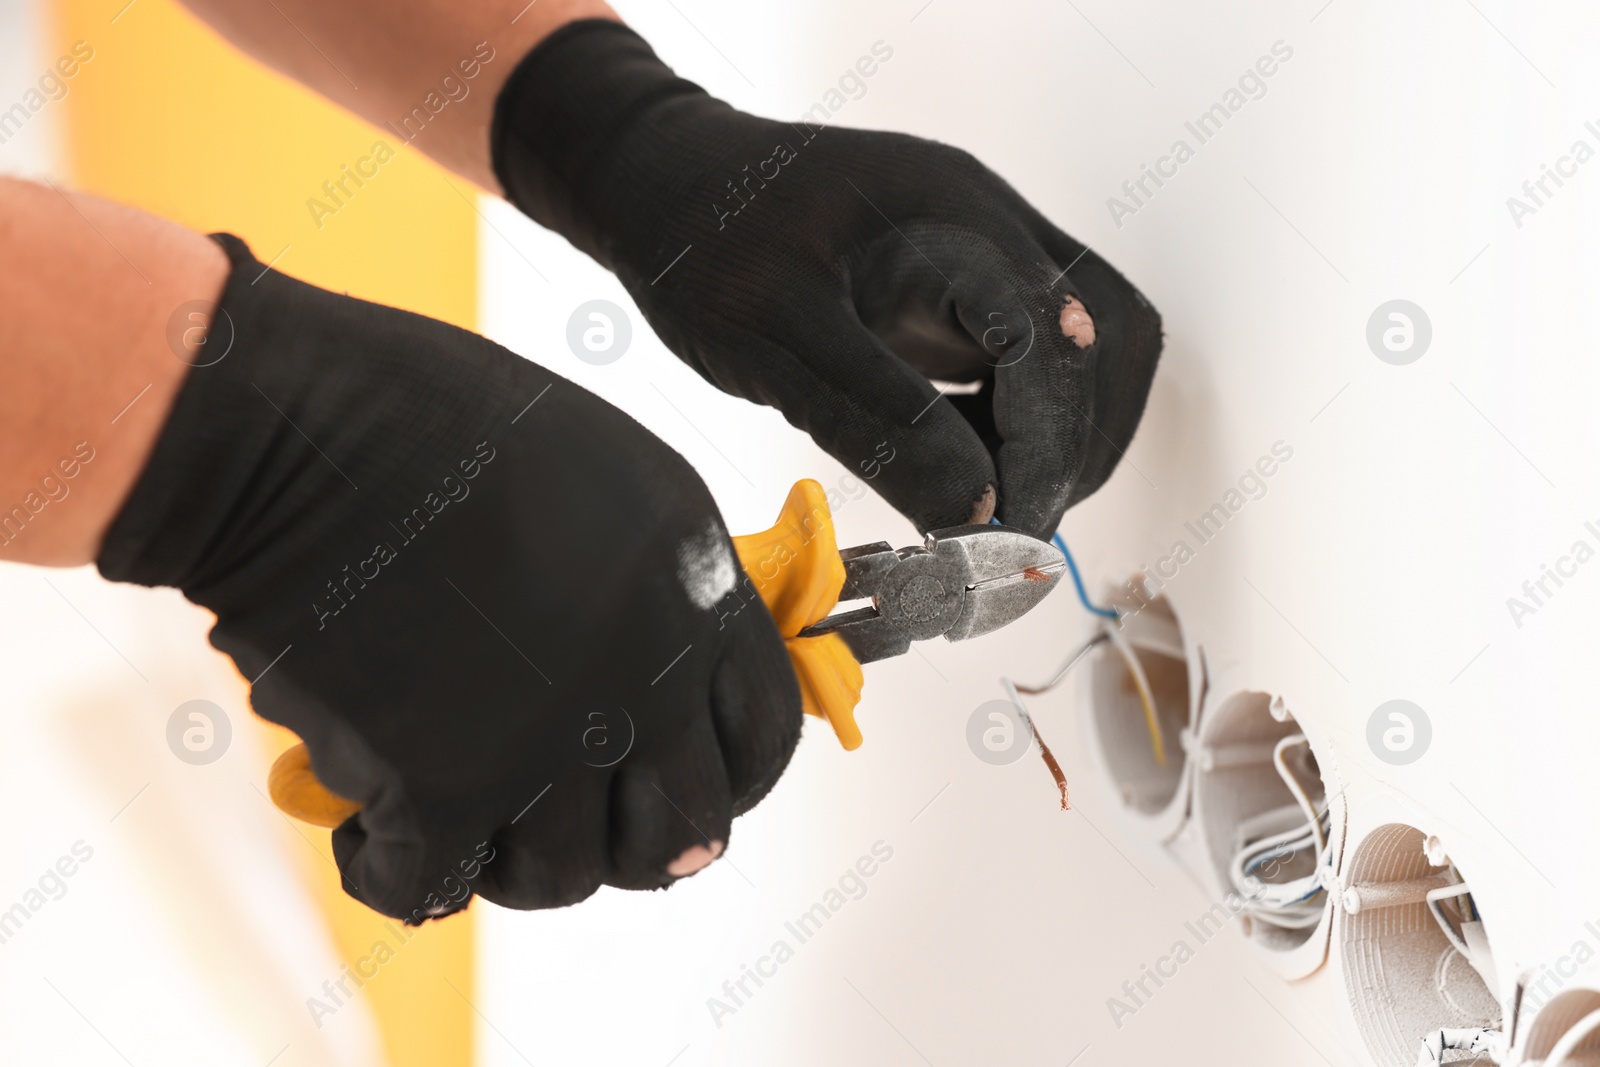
[[176, 0, 619, 191], [0, 177, 227, 566]]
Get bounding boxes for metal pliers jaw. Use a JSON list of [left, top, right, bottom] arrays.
[[798, 525, 1067, 664]]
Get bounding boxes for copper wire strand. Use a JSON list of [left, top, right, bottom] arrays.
[[1002, 632, 1112, 811], [1001, 678, 1070, 809]]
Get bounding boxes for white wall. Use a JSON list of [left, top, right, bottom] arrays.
[[475, 1, 1600, 1065]]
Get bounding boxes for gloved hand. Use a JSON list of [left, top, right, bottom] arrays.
[[491, 20, 1162, 540], [98, 235, 801, 922]]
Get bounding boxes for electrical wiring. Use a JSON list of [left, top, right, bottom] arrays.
[[1004, 524, 1162, 767], [1229, 815, 1329, 919], [1000, 676, 1070, 808], [1239, 823, 1319, 877], [1230, 854, 1327, 927], [1274, 734, 1326, 858], [1425, 880, 1476, 961], [989, 525, 1162, 805], [998, 632, 1108, 811], [1013, 632, 1108, 696], [1254, 903, 1328, 931], [1051, 531, 1120, 620], [1104, 621, 1167, 766], [1050, 522, 1171, 770], [1243, 833, 1315, 876], [1228, 734, 1331, 930], [1012, 617, 1163, 767]]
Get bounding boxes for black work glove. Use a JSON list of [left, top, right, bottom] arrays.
[[98, 235, 801, 922], [492, 20, 1162, 540]]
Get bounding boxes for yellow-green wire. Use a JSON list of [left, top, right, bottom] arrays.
[[1105, 621, 1166, 766]]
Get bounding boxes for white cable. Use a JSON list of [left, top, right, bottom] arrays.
[[1266, 908, 1329, 930], [1229, 821, 1323, 908], [1273, 734, 1326, 857], [999, 632, 1105, 748], [1240, 821, 1319, 864], [1541, 1007, 1600, 1067], [1425, 880, 1475, 961], [1227, 734, 1330, 930], [1234, 872, 1322, 912], [1012, 632, 1108, 695], [999, 633, 1099, 772], [1231, 860, 1325, 922], [996, 630, 1124, 811], [1000, 677, 1038, 746]]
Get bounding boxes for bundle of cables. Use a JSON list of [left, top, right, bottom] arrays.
[[1227, 735, 1332, 930]]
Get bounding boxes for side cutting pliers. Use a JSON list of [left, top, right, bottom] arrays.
[[268, 479, 1066, 825]]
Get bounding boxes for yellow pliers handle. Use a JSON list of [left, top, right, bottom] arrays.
[[268, 479, 865, 828], [729, 479, 866, 748]]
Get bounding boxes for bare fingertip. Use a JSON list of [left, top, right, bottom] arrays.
[[667, 840, 724, 878], [1059, 296, 1096, 347]]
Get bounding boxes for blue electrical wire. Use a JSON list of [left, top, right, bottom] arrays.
[[989, 517, 1119, 620], [1052, 531, 1120, 620]]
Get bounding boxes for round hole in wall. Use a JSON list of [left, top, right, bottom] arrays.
[[1084, 594, 1190, 816], [1340, 824, 1499, 1066], [1192, 691, 1334, 953], [1521, 989, 1600, 1066]]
